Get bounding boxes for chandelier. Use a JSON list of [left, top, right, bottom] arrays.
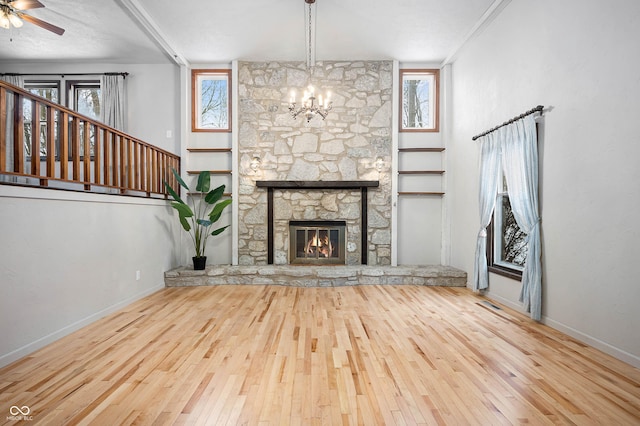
[[288, 0, 332, 123], [289, 85, 331, 122]]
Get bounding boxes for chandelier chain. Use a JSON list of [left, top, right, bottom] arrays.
[[307, 1, 312, 68]]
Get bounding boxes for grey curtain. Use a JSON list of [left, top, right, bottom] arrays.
[[100, 74, 125, 131], [0, 75, 25, 173]]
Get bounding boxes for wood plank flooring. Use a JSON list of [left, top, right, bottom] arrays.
[[1, 285, 639, 425]]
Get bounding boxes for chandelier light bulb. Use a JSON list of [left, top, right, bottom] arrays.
[[289, 88, 332, 123]]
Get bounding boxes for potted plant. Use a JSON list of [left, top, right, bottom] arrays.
[[164, 168, 232, 270]]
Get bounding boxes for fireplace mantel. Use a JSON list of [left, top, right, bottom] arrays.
[[256, 180, 379, 265], [256, 180, 379, 189]]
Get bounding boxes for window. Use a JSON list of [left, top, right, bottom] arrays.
[[67, 80, 101, 120], [191, 69, 231, 132], [400, 69, 439, 132], [23, 80, 60, 158], [66, 80, 100, 157], [487, 175, 527, 280], [25, 80, 60, 102]]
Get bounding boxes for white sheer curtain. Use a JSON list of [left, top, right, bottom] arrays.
[[473, 130, 502, 291], [502, 115, 542, 320], [1, 75, 25, 173], [100, 74, 125, 131], [474, 114, 542, 320]]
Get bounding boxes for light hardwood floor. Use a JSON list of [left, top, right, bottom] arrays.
[[1, 285, 639, 425]]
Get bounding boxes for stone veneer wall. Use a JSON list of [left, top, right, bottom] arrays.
[[237, 61, 393, 265]]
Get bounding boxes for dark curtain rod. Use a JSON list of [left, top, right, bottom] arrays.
[[472, 105, 544, 141], [0, 72, 129, 78]]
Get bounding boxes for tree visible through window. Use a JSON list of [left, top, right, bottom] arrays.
[[499, 195, 528, 266], [23, 81, 60, 158], [68, 80, 101, 120], [192, 69, 231, 132], [400, 69, 439, 132], [67, 80, 101, 157], [21, 79, 103, 160], [488, 175, 528, 280]]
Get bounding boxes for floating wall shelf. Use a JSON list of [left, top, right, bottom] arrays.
[[397, 146, 445, 196]]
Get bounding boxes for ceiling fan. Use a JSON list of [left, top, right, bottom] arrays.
[[0, 0, 65, 35]]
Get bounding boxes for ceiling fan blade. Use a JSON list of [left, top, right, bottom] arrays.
[[20, 13, 65, 35], [10, 0, 44, 10]]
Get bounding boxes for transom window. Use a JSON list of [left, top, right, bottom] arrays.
[[25, 80, 60, 102], [191, 69, 231, 132], [400, 69, 439, 132]]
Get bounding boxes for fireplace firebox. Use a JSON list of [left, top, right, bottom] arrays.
[[289, 220, 346, 265]]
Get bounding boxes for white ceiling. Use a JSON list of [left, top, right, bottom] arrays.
[[0, 0, 501, 66]]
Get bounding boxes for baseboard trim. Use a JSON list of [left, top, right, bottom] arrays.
[[541, 317, 640, 369], [0, 284, 165, 369], [485, 293, 640, 369]]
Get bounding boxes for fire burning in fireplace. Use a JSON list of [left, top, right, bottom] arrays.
[[305, 230, 334, 258]]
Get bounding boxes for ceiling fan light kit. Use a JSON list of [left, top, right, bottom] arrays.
[[0, 0, 65, 35], [0, 9, 21, 28]]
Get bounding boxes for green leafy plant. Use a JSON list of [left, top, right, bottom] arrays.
[[164, 168, 232, 259]]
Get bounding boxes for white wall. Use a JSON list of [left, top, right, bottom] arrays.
[[124, 64, 181, 153], [0, 185, 181, 367], [397, 131, 444, 265], [448, 0, 640, 367]]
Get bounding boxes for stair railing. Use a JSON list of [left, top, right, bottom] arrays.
[[0, 80, 179, 198]]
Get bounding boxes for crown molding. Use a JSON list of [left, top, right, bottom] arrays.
[[441, 0, 512, 67], [116, 0, 189, 67]]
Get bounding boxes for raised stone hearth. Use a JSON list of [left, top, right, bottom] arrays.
[[164, 265, 467, 287]]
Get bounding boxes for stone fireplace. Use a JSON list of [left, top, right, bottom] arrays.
[[237, 60, 393, 266]]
